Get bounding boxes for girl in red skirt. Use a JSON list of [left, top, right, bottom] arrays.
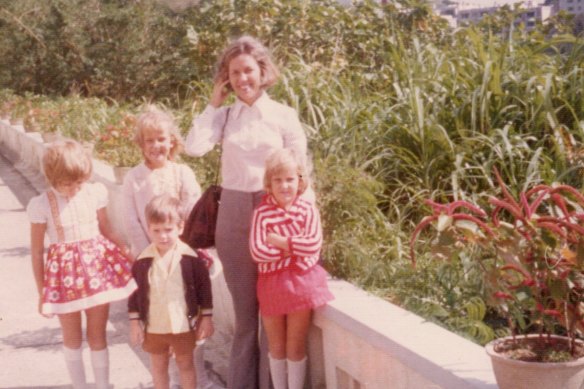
[[250, 149, 334, 389], [27, 140, 137, 389]]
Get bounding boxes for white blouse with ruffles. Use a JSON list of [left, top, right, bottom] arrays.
[[26, 182, 108, 244]]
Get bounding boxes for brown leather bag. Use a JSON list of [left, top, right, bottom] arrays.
[[180, 108, 229, 249], [181, 184, 222, 249]]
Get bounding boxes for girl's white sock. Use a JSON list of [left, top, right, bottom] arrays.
[[287, 357, 307, 389], [63, 346, 87, 389], [269, 354, 287, 389], [90, 348, 109, 389]]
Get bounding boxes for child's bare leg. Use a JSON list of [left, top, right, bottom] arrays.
[[59, 311, 83, 349], [175, 352, 196, 389], [285, 309, 311, 361], [85, 303, 109, 350], [262, 314, 286, 359], [151, 353, 171, 389], [86, 304, 110, 389]]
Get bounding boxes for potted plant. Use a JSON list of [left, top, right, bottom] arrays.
[[94, 114, 142, 184], [410, 169, 584, 389]]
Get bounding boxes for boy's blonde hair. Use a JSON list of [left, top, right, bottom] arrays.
[[214, 36, 280, 91], [133, 104, 184, 161], [43, 140, 92, 187], [145, 193, 183, 226], [264, 149, 309, 195]]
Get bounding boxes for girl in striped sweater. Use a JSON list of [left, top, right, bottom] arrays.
[[250, 149, 334, 389]]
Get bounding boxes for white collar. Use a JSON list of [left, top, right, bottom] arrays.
[[137, 240, 197, 260], [230, 91, 272, 120]]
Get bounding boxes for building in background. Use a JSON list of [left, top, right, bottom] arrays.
[[556, 0, 584, 14], [433, 0, 555, 29]]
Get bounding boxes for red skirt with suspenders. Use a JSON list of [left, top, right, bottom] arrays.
[[40, 190, 136, 315]]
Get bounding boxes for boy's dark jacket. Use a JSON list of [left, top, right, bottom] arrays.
[[128, 244, 213, 330]]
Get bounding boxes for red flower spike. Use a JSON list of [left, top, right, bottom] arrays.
[[423, 199, 448, 214], [520, 192, 532, 218], [494, 291, 513, 300], [538, 217, 584, 236], [450, 213, 495, 235], [410, 215, 440, 266], [488, 198, 529, 225], [550, 193, 571, 220], [524, 184, 552, 199], [446, 200, 488, 217], [536, 221, 567, 238], [527, 189, 552, 217], [551, 185, 584, 205], [543, 309, 562, 318], [493, 167, 522, 211]]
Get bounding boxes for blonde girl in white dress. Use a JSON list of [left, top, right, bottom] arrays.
[[27, 140, 137, 389], [122, 104, 201, 258]]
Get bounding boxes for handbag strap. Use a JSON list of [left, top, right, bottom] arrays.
[[214, 107, 230, 186]]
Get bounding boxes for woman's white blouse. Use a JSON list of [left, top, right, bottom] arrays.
[[185, 92, 308, 193], [122, 161, 201, 257], [26, 182, 108, 244]]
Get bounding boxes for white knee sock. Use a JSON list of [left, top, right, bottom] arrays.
[[269, 354, 287, 389], [90, 348, 109, 389], [63, 346, 87, 389], [287, 357, 307, 389]]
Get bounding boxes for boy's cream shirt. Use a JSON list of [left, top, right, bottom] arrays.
[[139, 241, 192, 334]]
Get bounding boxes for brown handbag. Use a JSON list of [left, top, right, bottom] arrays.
[[180, 108, 230, 249]]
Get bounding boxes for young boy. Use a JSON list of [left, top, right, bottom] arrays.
[[128, 194, 214, 389]]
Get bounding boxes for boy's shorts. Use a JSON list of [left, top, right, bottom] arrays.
[[143, 330, 197, 355]]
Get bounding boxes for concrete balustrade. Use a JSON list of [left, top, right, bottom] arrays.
[[0, 120, 499, 388]]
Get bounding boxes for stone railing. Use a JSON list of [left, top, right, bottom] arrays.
[[0, 121, 498, 389]]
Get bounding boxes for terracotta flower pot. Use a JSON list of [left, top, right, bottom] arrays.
[[486, 335, 584, 389]]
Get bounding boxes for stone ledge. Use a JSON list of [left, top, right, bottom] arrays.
[[316, 279, 498, 388]]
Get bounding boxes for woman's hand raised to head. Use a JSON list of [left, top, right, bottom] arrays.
[[210, 79, 231, 108]]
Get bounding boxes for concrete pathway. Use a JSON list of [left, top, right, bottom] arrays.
[[0, 146, 228, 389]]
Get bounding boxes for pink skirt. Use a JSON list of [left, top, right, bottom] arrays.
[[42, 235, 137, 314], [257, 264, 334, 317]]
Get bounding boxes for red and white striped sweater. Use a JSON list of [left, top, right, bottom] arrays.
[[250, 194, 322, 274]]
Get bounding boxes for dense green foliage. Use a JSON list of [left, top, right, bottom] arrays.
[[2, 0, 584, 344]]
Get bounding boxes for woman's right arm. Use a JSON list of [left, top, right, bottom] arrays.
[[185, 80, 231, 157], [30, 223, 46, 306]]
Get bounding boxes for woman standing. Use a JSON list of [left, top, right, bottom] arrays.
[[185, 36, 309, 389]]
